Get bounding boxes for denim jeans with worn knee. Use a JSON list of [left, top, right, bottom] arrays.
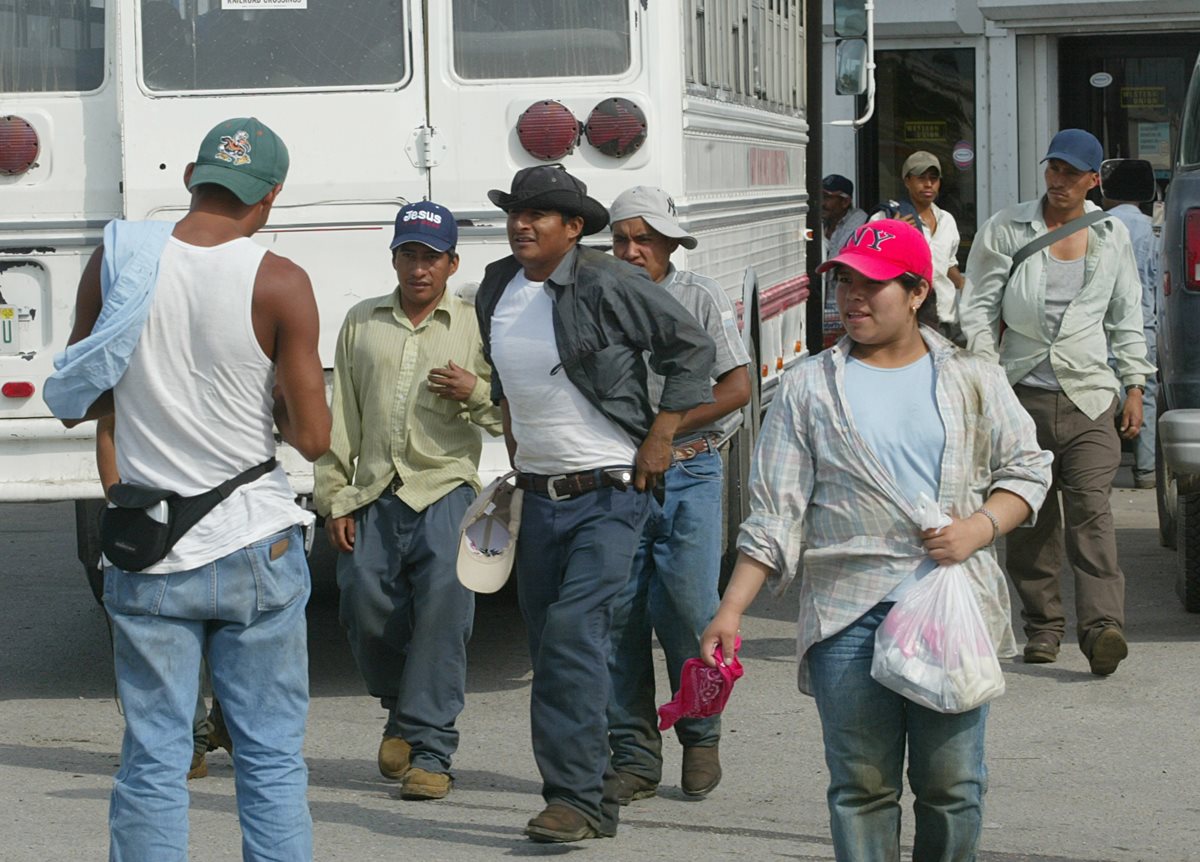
[[608, 450, 723, 781], [105, 525, 312, 862], [336, 486, 475, 772], [807, 602, 988, 862], [516, 484, 651, 836]]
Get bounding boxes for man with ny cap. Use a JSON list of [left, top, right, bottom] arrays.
[[605, 185, 751, 804], [960, 128, 1154, 676], [821, 174, 867, 347], [475, 165, 716, 842], [51, 117, 330, 860], [314, 201, 501, 801]]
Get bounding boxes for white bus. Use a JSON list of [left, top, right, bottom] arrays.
[[0, 0, 811, 598]]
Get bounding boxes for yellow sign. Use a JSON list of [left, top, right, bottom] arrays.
[[1120, 87, 1166, 108], [904, 121, 946, 143], [0, 307, 14, 320]]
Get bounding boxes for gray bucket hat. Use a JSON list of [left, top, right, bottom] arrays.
[[608, 186, 697, 250]]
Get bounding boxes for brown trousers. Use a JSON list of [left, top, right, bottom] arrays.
[[1007, 385, 1125, 649]]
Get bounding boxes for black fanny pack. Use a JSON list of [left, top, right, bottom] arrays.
[[100, 458, 277, 572]]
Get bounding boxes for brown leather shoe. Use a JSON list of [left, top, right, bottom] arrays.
[[524, 803, 599, 843], [377, 736, 411, 780], [400, 767, 451, 800], [1023, 632, 1060, 664], [1087, 627, 1128, 676], [616, 770, 658, 805], [187, 752, 208, 780], [681, 745, 721, 797]]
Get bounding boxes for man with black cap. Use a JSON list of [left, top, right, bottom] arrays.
[[821, 174, 867, 347], [604, 185, 750, 805], [315, 201, 501, 801], [960, 128, 1154, 677], [475, 165, 716, 843], [50, 118, 330, 859]]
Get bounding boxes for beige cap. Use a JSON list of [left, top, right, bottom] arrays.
[[901, 151, 941, 177], [456, 471, 523, 594]]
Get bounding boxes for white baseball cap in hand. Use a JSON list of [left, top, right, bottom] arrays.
[[457, 471, 523, 593]]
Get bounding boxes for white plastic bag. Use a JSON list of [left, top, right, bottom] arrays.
[[870, 493, 1005, 714]]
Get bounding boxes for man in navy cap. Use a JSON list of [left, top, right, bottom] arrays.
[[821, 174, 867, 347], [475, 165, 715, 843], [960, 129, 1153, 677], [315, 201, 502, 800]]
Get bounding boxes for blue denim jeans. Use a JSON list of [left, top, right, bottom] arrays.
[[807, 603, 988, 862], [516, 483, 651, 835], [1110, 346, 1158, 477], [608, 449, 723, 781], [104, 525, 312, 862], [336, 486, 475, 772]]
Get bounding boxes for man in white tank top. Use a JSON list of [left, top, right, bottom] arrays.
[[60, 118, 331, 861]]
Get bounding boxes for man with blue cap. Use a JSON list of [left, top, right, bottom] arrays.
[[315, 201, 502, 800], [960, 129, 1153, 677]]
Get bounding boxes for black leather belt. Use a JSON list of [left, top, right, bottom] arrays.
[[516, 467, 635, 501], [672, 436, 712, 462], [389, 475, 404, 495]]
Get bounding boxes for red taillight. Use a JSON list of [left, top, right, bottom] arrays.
[[1, 382, 34, 398], [0, 116, 39, 176], [1186, 209, 1200, 291], [516, 101, 580, 161], [585, 98, 647, 158]]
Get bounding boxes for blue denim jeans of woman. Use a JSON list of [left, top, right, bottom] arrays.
[[515, 483, 651, 836], [105, 525, 312, 862], [807, 602, 988, 862], [608, 449, 723, 781]]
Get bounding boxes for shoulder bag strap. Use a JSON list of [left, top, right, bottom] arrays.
[[1008, 209, 1110, 279]]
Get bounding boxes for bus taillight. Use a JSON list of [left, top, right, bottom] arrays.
[[1, 382, 34, 399], [585, 99, 647, 158], [0, 116, 39, 176], [516, 101, 581, 161]]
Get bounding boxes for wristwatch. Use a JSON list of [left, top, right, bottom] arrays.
[[1125, 384, 1145, 394]]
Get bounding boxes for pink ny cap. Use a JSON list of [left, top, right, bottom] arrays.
[[816, 218, 933, 285]]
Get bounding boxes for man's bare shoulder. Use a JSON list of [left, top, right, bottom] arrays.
[[257, 250, 313, 292]]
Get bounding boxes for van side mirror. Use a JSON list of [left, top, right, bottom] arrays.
[[1100, 159, 1157, 204]]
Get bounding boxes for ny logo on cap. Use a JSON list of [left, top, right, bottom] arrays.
[[848, 225, 895, 252]]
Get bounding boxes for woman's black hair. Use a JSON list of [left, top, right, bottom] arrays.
[[899, 271, 939, 329]]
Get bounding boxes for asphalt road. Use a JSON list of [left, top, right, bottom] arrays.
[[2, 467, 1199, 861]]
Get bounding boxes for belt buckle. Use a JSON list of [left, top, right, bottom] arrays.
[[545, 474, 571, 501]]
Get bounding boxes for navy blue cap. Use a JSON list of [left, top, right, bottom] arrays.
[[822, 174, 854, 196], [1042, 129, 1103, 173], [390, 202, 457, 252]]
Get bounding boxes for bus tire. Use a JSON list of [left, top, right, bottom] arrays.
[[720, 340, 761, 591], [75, 499, 106, 605], [1156, 411, 1177, 549]]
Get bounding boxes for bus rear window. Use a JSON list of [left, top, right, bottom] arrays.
[[0, 1, 105, 93], [452, 0, 630, 80], [140, 0, 405, 91]]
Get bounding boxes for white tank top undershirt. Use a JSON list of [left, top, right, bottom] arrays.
[[489, 270, 637, 474], [113, 235, 312, 573]]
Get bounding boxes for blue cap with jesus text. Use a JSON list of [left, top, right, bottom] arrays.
[[1042, 129, 1103, 173], [390, 202, 458, 253]]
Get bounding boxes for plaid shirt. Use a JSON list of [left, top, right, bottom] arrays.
[[737, 327, 1052, 694]]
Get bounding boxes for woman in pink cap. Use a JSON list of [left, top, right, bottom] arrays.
[[702, 219, 1051, 860]]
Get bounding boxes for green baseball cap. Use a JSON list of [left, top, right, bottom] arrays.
[[188, 117, 289, 205]]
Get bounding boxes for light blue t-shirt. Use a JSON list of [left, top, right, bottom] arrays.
[[845, 351, 946, 598]]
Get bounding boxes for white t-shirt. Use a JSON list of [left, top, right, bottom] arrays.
[[489, 270, 637, 474], [927, 203, 962, 325]]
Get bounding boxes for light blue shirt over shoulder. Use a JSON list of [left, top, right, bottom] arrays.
[[43, 219, 175, 420]]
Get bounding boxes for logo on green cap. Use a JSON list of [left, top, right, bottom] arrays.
[[215, 131, 253, 167]]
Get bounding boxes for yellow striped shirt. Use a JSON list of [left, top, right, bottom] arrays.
[[314, 287, 502, 519]]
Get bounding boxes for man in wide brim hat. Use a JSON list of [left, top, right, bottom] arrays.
[[487, 164, 609, 235], [473, 164, 717, 844]]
